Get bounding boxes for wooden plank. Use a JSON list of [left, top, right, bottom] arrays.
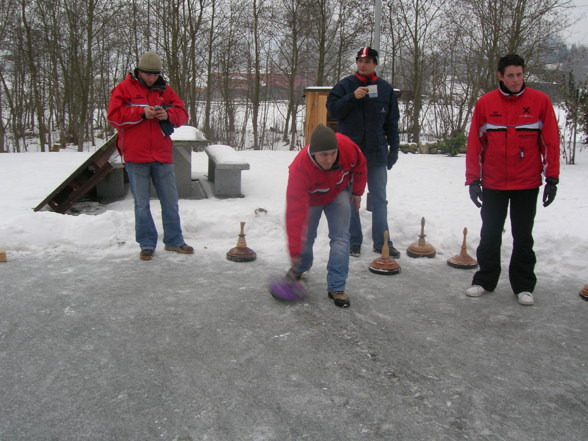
[[303, 87, 337, 146], [34, 134, 118, 214]]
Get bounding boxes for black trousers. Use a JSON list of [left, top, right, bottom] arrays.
[[472, 188, 539, 294]]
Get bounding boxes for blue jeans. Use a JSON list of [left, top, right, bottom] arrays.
[[295, 190, 351, 292], [350, 164, 391, 250], [125, 161, 185, 250]]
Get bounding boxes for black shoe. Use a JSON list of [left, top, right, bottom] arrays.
[[328, 291, 350, 308], [373, 245, 400, 259], [139, 249, 154, 261], [389, 247, 401, 259], [374, 245, 400, 259], [350, 244, 361, 257]]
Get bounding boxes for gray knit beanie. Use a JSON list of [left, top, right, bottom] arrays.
[[309, 124, 338, 154], [137, 51, 162, 73]]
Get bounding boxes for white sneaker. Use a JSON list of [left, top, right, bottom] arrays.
[[465, 285, 488, 297], [517, 292, 534, 306]]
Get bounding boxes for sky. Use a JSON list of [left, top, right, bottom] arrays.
[[568, 1, 588, 46], [0, 128, 586, 289]]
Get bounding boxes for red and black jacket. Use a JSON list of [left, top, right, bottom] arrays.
[[466, 85, 560, 190], [107, 72, 189, 163]]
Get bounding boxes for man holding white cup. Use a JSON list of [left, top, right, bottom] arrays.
[[327, 46, 401, 258]]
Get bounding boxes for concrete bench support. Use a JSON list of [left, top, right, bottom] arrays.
[[204, 144, 250, 198], [96, 163, 126, 201]]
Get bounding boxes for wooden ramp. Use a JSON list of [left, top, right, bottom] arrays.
[[34, 135, 119, 214]]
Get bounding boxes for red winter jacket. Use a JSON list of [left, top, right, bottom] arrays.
[[465, 86, 560, 190], [286, 133, 367, 258], [107, 73, 189, 163]]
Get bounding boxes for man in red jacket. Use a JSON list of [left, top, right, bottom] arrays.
[[108, 51, 193, 261], [286, 124, 367, 307], [465, 54, 560, 306]]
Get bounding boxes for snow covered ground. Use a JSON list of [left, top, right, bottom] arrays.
[[0, 142, 586, 285]]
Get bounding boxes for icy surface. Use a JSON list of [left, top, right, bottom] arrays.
[[0, 148, 587, 441]]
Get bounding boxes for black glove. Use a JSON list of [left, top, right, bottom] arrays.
[[159, 119, 175, 137], [469, 180, 483, 208], [542, 177, 558, 207], [158, 104, 175, 137], [387, 149, 398, 170]]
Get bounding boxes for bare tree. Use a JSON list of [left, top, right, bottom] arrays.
[[19, 0, 49, 151], [0, 0, 579, 154], [325, 0, 371, 86], [278, 0, 307, 149], [202, 0, 217, 140], [215, 0, 250, 145], [453, 0, 572, 94], [183, 0, 207, 128], [250, 0, 266, 150], [392, 0, 447, 144], [560, 72, 588, 164], [424, 17, 478, 140], [306, 0, 336, 86], [0, 0, 18, 152]]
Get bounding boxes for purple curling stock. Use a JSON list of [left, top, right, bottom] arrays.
[[268, 276, 307, 302]]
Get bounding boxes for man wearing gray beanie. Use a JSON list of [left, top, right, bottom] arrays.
[[108, 51, 193, 261], [285, 124, 367, 307]]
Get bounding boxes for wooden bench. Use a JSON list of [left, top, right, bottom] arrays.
[[204, 144, 250, 198]]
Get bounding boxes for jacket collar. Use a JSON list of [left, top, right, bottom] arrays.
[[498, 81, 526, 98], [355, 72, 378, 84], [307, 148, 341, 171], [131, 69, 167, 91]]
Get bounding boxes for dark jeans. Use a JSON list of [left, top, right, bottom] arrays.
[[472, 188, 539, 294]]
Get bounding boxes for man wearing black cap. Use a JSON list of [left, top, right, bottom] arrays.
[[327, 46, 400, 259], [108, 51, 193, 261], [285, 124, 367, 307]]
